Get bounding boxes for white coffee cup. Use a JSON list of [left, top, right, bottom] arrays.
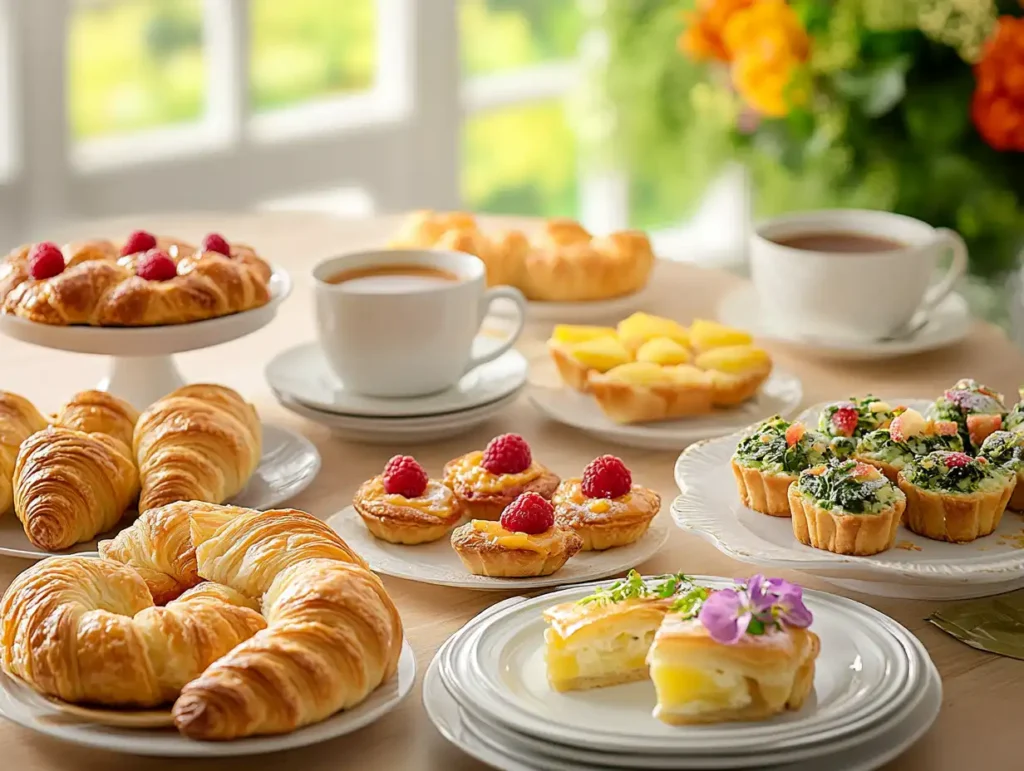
[[750, 209, 967, 341], [313, 249, 527, 398]]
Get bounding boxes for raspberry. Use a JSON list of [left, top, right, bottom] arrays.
[[499, 492, 554, 534], [481, 433, 531, 474], [121, 229, 157, 256], [382, 455, 428, 498], [136, 250, 177, 281], [201, 232, 231, 256], [830, 404, 859, 437], [581, 455, 632, 499], [944, 452, 972, 469], [27, 242, 65, 280]]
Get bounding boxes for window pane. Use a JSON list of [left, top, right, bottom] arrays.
[[68, 0, 206, 140], [460, 0, 583, 76], [463, 101, 578, 217], [249, 0, 375, 112]]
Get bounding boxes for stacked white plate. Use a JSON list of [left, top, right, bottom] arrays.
[[424, 577, 942, 771], [265, 335, 527, 444]]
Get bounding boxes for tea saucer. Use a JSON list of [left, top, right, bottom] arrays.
[[717, 284, 970, 360], [264, 339, 528, 418]]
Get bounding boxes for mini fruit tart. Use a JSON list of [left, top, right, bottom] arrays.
[[552, 455, 661, 550], [854, 408, 963, 482], [731, 416, 832, 517], [450, 492, 583, 577], [687, 318, 752, 353], [443, 434, 560, 520], [897, 451, 1015, 542], [979, 430, 1024, 510], [353, 455, 463, 544], [547, 324, 627, 392], [929, 379, 1007, 450], [587, 362, 714, 424], [693, 345, 772, 407], [789, 459, 906, 556]]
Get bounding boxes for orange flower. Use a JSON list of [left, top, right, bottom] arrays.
[[973, 16, 1024, 151], [679, 0, 756, 61]]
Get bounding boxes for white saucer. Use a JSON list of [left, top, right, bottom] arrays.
[[0, 424, 320, 560], [491, 284, 650, 323], [265, 340, 528, 418], [527, 369, 803, 451], [0, 640, 414, 757], [717, 283, 970, 360], [325, 505, 670, 590], [272, 388, 523, 444]]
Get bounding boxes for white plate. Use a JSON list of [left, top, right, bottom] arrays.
[[424, 601, 942, 771], [265, 340, 528, 418], [672, 425, 1024, 599], [445, 579, 919, 756], [0, 424, 320, 559], [717, 284, 970, 361], [527, 369, 803, 451], [0, 639, 414, 757], [490, 284, 649, 323], [0, 267, 291, 356], [325, 505, 670, 590]]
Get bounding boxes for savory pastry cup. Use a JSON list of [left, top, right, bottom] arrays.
[[818, 395, 899, 440], [552, 478, 661, 550], [450, 519, 582, 577], [694, 345, 773, 407], [929, 378, 1007, 450], [979, 430, 1024, 510], [587, 362, 715, 424], [853, 408, 964, 482], [898, 451, 1016, 542], [789, 459, 906, 556], [353, 477, 463, 544], [443, 446, 560, 521], [731, 416, 832, 517]]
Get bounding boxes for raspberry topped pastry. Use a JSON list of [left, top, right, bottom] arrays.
[[354, 455, 463, 544], [854, 408, 963, 482], [552, 455, 661, 550], [443, 434, 560, 520], [450, 492, 583, 577], [929, 379, 1007, 451]]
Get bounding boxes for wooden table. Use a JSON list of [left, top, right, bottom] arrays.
[[2, 211, 1023, 771]]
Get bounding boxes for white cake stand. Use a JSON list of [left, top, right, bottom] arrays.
[[0, 268, 291, 410]]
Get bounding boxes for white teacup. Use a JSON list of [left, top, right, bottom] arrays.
[[750, 209, 967, 341], [313, 249, 527, 398]]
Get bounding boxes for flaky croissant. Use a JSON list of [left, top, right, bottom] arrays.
[[53, 389, 139, 449], [173, 508, 400, 740], [0, 391, 49, 516], [14, 426, 139, 550], [0, 556, 266, 707], [134, 384, 261, 513]]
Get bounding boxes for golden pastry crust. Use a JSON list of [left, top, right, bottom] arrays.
[[0, 391, 50, 516], [552, 478, 661, 550], [353, 477, 464, 544], [52, 390, 139, 450], [706, 362, 773, 407], [788, 486, 905, 556], [548, 342, 594, 392], [731, 460, 795, 517], [450, 522, 582, 577], [1010, 472, 1024, 511], [896, 473, 1015, 542], [443, 451, 560, 520], [587, 372, 715, 424]]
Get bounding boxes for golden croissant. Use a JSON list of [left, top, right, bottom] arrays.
[[134, 384, 261, 512], [14, 426, 139, 550], [173, 507, 400, 740], [52, 389, 139, 449], [0, 555, 266, 707], [0, 391, 49, 515]]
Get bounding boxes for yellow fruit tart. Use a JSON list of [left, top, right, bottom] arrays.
[[688, 318, 752, 352], [547, 324, 625, 392], [897, 450, 1015, 542], [587, 362, 715, 424], [616, 312, 691, 353], [788, 459, 906, 556], [450, 492, 583, 577], [647, 575, 819, 725], [443, 434, 561, 520], [731, 417, 832, 516], [353, 455, 464, 544], [694, 345, 773, 407], [552, 455, 661, 550]]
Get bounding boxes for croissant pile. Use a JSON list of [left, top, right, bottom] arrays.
[[0, 230, 272, 326], [0, 502, 403, 741], [0, 384, 261, 551], [389, 210, 655, 303]]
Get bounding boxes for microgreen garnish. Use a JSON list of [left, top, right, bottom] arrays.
[[577, 570, 696, 606]]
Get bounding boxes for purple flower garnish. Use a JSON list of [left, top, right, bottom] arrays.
[[698, 575, 813, 644], [698, 589, 751, 645]]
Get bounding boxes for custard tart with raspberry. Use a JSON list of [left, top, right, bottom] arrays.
[[443, 434, 560, 520], [354, 455, 463, 544], [552, 455, 661, 550], [450, 492, 583, 577]]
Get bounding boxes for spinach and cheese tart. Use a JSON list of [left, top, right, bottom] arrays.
[[928, 379, 1006, 451], [788, 458, 906, 556], [818, 396, 900, 441], [978, 430, 1024, 510], [731, 416, 832, 517], [1003, 389, 1024, 432], [897, 451, 1015, 543], [854, 408, 964, 482]]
